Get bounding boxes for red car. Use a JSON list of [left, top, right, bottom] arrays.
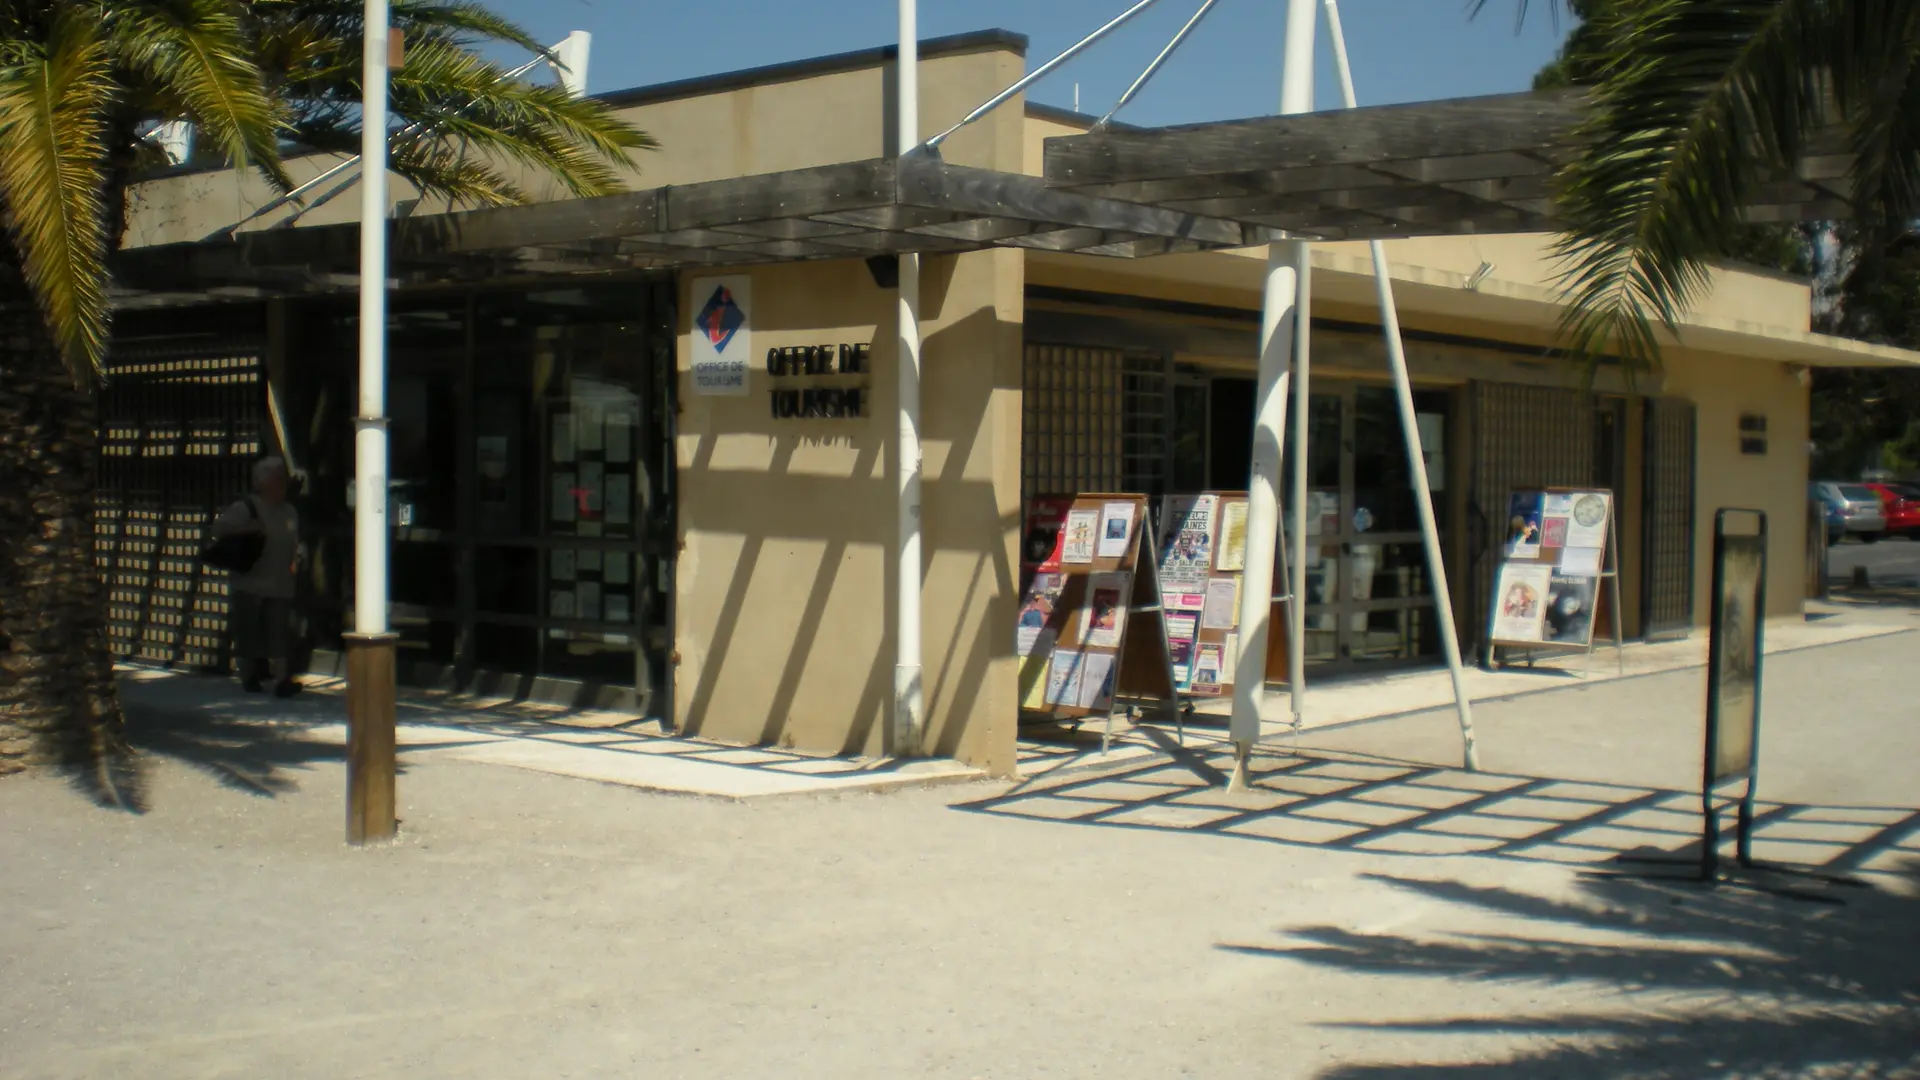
[[1865, 482, 1920, 539]]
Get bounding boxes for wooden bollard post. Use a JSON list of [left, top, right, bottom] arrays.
[[345, 632, 399, 844]]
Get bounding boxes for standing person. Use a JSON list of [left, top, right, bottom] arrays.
[[212, 457, 303, 697]]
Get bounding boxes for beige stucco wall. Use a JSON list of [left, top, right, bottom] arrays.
[[122, 42, 1024, 248], [673, 249, 1022, 772], [1660, 348, 1812, 621]]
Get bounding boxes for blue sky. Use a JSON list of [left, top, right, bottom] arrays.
[[477, 0, 1573, 126]]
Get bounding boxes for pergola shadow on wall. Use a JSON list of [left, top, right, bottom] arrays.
[[114, 154, 1259, 303]]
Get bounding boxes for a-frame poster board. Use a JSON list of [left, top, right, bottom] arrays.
[[1017, 493, 1185, 752], [1486, 486, 1627, 676]]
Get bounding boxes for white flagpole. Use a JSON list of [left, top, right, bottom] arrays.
[[1323, 0, 1479, 770], [1228, 0, 1318, 790]]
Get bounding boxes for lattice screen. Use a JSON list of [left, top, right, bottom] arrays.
[[97, 307, 269, 669]]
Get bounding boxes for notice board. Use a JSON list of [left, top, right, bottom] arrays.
[[1487, 488, 1616, 651], [1016, 494, 1159, 720], [1144, 492, 1250, 700]]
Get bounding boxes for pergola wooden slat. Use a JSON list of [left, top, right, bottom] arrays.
[[1043, 89, 1860, 240], [111, 154, 1261, 305]]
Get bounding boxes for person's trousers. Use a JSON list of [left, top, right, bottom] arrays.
[[229, 591, 292, 671]]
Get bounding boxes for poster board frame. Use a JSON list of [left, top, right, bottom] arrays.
[[1017, 493, 1186, 752], [1486, 486, 1627, 678], [1701, 508, 1767, 879]]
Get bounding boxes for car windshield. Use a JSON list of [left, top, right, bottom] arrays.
[[1839, 485, 1879, 501]]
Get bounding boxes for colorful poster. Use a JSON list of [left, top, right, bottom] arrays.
[[1169, 592, 1206, 611], [1063, 510, 1100, 564], [1202, 577, 1240, 631], [1019, 655, 1051, 711], [1506, 492, 1545, 557], [1169, 636, 1195, 683], [1077, 653, 1117, 710], [1541, 516, 1570, 549], [1023, 497, 1074, 570], [1544, 493, 1577, 517], [1545, 574, 1598, 645], [1016, 572, 1066, 653], [1158, 495, 1218, 592], [1097, 502, 1137, 559], [1046, 650, 1085, 706], [1216, 499, 1250, 571], [1081, 572, 1131, 648], [1560, 545, 1604, 577], [1491, 563, 1553, 642], [1017, 626, 1057, 660], [1165, 614, 1198, 643], [1191, 643, 1225, 696], [1567, 491, 1612, 548]]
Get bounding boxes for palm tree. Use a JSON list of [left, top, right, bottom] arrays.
[[1483, 0, 1917, 367], [0, 0, 653, 784]]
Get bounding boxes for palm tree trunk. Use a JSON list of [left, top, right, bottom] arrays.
[[0, 310, 127, 776]]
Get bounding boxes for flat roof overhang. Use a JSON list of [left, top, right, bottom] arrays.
[[1043, 90, 1858, 240], [111, 154, 1261, 306]]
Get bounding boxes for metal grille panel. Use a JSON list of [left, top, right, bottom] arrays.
[[1469, 381, 1596, 654], [96, 307, 269, 669], [1644, 397, 1697, 638], [1023, 345, 1122, 500]]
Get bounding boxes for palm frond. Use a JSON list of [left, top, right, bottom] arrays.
[[388, 134, 527, 207], [1828, 0, 1920, 232], [1547, 0, 1837, 369], [104, 0, 293, 191], [0, 11, 114, 383], [390, 37, 653, 203]]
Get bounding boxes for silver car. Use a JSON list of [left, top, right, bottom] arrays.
[[1814, 481, 1887, 542]]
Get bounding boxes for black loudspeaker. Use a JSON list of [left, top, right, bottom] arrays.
[[865, 255, 900, 290]]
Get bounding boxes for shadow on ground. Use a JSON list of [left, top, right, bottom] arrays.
[[74, 673, 483, 813], [1226, 863, 1920, 1077], [962, 746, 1920, 1075], [959, 746, 1920, 884]]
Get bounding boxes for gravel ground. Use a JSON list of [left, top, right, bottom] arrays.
[[3, 632, 1917, 1079]]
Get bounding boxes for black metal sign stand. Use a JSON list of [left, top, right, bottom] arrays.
[[1613, 509, 1864, 901], [1700, 508, 1768, 881]]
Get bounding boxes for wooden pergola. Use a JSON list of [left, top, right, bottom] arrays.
[[1041, 89, 1857, 239], [113, 153, 1260, 305]]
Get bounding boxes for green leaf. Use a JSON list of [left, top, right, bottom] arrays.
[[105, 0, 294, 192], [0, 11, 114, 383], [1545, 0, 1840, 370]]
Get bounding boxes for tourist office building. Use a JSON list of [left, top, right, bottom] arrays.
[[101, 31, 1920, 775]]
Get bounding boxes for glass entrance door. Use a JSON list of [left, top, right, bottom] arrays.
[[293, 281, 676, 712], [1208, 377, 1453, 669]]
